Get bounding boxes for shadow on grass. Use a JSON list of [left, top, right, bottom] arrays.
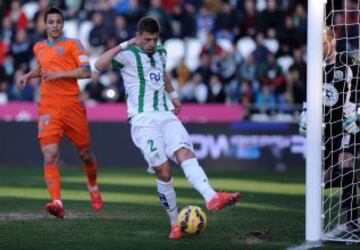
[[0, 166, 305, 185], [0, 167, 306, 250], [0, 196, 301, 250]]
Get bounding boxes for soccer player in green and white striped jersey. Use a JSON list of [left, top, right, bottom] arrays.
[[95, 16, 240, 240]]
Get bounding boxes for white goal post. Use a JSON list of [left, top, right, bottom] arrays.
[[306, 0, 360, 243], [306, 0, 324, 242]]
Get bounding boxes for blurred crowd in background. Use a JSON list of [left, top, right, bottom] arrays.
[[0, 0, 356, 120]]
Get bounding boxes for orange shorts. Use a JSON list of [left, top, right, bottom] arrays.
[[38, 100, 91, 149]]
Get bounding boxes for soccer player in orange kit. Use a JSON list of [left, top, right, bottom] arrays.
[[17, 7, 103, 218]]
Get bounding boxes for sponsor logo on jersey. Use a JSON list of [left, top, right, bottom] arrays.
[[146, 67, 163, 90], [334, 70, 344, 80], [323, 83, 339, 107], [149, 72, 161, 82], [56, 46, 64, 56]]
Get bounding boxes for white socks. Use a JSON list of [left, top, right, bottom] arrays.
[[181, 158, 217, 202], [157, 178, 178, 226], [156, 158, 217, 225]]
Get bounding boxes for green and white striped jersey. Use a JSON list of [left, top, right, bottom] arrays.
[[112, 45, 174, 118]]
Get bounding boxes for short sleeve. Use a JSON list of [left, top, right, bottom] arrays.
[[160, 52, 167, 70], [112, 52, 126, 70], [156, 45, 167, 70], [71, 39, 90, 70]]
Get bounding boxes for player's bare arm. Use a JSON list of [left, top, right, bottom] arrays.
[[164, 73, 181, 114], [95, 38, 137, 71], [16, 66, 41, 89], [42, 66, 91, 81]]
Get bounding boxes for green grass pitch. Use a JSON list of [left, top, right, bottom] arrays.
[[0, 167, 357, 249]]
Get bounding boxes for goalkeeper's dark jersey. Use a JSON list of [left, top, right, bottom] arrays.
[[323, 52, 359, 170], [323, 52, 357, 125]]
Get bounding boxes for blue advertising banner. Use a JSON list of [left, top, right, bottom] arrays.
[[188, 122, 305, 171], [0, 122, 305, 170]]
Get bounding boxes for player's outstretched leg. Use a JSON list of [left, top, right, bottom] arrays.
[[180, 156, 241, 211], [45, 200, 65, 219], [338, 153, 359, 230]]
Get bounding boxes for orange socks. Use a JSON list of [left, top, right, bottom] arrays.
[[44, 165, 61, 201], [44, 162, 97, 202], [83, 161, 97, 187]]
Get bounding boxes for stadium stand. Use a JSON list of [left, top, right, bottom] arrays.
[[0, 0, 309, 120]]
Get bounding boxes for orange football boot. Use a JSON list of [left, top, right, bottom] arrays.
[[169, 224, 182, 240], [88, 185, 103, 212], [206, 192, 241, 211], [45, 201, 65, 218]]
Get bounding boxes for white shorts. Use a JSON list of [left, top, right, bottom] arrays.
[[130, 111, 194, 173]]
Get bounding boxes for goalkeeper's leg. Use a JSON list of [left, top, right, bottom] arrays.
[[339, 152, 358, 228]]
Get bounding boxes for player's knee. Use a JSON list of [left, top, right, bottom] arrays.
[[154, 165, 172, 182], [175, 147, 195, 162], [157, 171, 172, 182], [43, 150, 59, 165], [79, 148, 94, 164]]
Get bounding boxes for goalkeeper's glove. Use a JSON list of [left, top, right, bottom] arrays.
[[299, 102, 307, 136], [343, 114, 360, 135]]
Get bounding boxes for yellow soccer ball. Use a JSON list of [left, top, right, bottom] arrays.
[[177, 206, 207, 235]]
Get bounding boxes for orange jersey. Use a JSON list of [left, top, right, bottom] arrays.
[[34, 36, 90, 103]]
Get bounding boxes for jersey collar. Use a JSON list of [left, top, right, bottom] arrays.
[[133, 46, 146, 53], [134, 45, 156, 55], [47, 35, 66, 46]]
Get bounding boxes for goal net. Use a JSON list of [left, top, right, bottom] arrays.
[[321, 0, 360, 242]]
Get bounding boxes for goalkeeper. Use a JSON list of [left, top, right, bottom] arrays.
[[300, 27, 358, 228]]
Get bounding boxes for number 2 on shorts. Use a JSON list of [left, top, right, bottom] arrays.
[[147, 139, 157, 152]]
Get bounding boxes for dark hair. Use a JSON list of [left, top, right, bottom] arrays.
[[44, 7, 64, 23], [137, 16, 160, 34]]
